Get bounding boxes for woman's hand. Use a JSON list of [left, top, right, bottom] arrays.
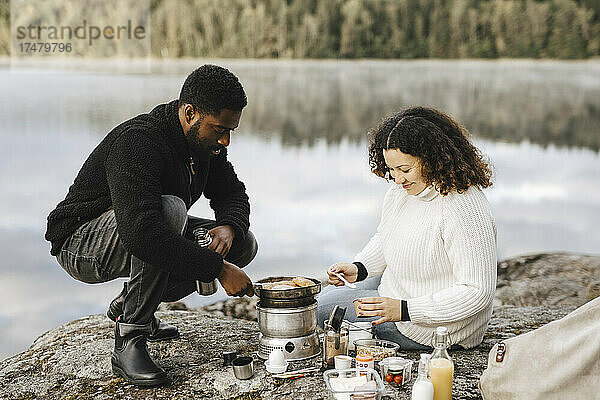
[[327, 263, 358, 286], [355, 297, 401, 325]]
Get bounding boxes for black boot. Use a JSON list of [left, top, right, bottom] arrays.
[[107, 282, 179, 342], [111, 318, 170, 387], [106, 282, 128, 322], [148, 316, 180, 342]]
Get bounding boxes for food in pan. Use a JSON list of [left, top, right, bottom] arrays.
[[260, 277, 315, 290], [267, 284, 297, 290], [261, 280, 295, 289], [292, 277, 315, 287]]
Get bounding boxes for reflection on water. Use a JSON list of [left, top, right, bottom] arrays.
[[240, 60, 600, 151], [0, 60, 599, 361], [3, 59, 599, 150]]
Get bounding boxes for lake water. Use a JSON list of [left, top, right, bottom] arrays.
[[1, 59, 599, 360]]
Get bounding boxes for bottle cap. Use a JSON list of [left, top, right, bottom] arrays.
[[356, 353, 374, 362], [436, 326, 448, 335], [431, 326, 452, 349]]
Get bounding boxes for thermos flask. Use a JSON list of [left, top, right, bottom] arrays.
[[193, 227, 218, 296]]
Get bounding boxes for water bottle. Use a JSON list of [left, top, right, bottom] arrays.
[[193, 227, 218, 296]]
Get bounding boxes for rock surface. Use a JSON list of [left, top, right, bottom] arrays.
[[2, 252, 596, 399], [495, 252, 600, 307], [201, 297, 258, 322], [0, 305, 575, 400]]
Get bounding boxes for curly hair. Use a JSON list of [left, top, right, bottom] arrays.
[[368, 107, 493, 195], [179, 64, 247, 115]]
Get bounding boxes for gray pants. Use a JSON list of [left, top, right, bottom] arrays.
[[57, 195, 258, 325]]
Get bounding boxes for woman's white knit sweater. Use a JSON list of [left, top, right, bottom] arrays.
[[355, 184, 497, 349]]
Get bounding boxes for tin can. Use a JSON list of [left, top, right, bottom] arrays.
[[193, 227, 218, 296]]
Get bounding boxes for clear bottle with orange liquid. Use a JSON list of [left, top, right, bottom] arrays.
[[430, 327, 454, 400]]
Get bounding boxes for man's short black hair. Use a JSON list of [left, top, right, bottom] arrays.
[[179, 64, 247, 115]]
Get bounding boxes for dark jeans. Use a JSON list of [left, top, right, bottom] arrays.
[[57, 195, 258, 325]]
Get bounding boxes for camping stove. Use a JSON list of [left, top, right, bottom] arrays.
[[254, 277, 322, 361], [257, 302, 321, 361]]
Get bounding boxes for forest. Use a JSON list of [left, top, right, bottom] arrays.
[[1, 0, 599, 58]]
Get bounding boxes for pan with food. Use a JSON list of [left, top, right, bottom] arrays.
[[253, 276, 321, 300]]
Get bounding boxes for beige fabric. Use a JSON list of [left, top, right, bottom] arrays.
[[480, 297, 600, 400]]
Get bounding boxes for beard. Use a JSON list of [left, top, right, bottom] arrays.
[[185, 122, 224, 157]]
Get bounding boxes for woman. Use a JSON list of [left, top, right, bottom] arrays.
[[317, 106, 497, 350]]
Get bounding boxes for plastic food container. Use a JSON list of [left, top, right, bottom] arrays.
[[323, 368, 386, 400], [379, 356, 413, 386], [354, 339, 399, 362]]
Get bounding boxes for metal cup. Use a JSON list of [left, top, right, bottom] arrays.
[[196, 279, 218, 296], [232, 356, 254, 380]]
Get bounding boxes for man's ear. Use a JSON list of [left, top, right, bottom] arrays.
[[185, 104, 195, 125]]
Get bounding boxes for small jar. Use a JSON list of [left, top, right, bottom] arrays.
[[380, 356, 413, 387], [193, 227, 218, 296], [355, 353, 374, 370], [323, 320, 349, 369]]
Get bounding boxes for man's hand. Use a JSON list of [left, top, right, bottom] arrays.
[[218, 260, 254, 297], [327, 262, 359, 286], [354, 297, 401, 325], [208, 225, 235, 257]]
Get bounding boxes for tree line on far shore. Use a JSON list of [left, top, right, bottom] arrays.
[[1, 0, 599, 59]]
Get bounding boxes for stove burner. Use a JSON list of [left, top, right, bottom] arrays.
[[258, 333, 321, 361]]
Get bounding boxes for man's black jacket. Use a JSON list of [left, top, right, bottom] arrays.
[[45, 100, 250, 282]]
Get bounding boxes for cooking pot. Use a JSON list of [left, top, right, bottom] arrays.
[[256, 302, 317, 338]]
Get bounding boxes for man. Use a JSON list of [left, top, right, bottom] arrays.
[[45, 65, 257, 387]]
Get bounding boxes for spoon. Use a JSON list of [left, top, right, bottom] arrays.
[[333, 272, 357, 289]]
